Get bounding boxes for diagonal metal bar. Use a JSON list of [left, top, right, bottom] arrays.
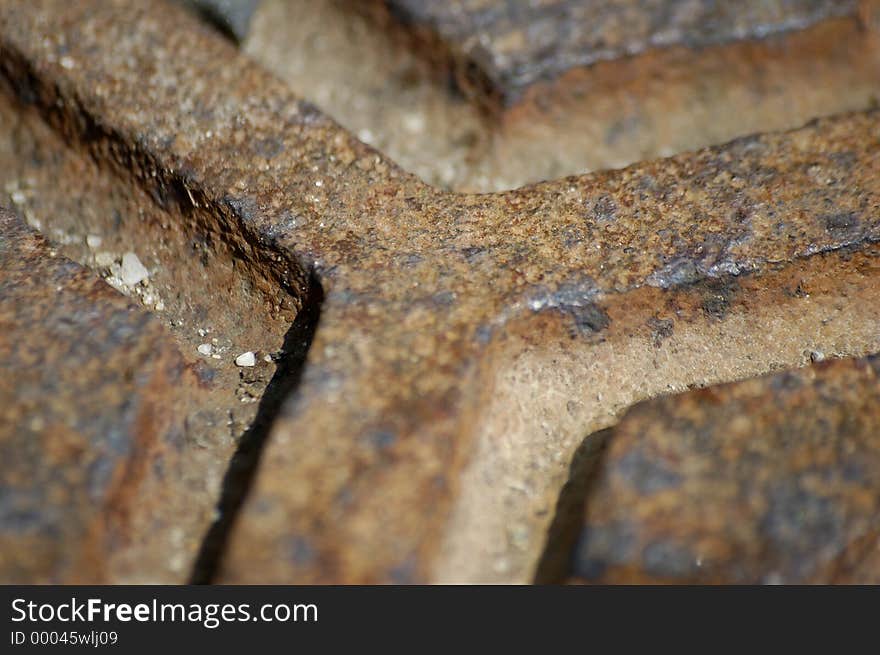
[[369, 0, 863, 107]]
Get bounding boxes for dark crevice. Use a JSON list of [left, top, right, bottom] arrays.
[[175, 0, 261, 43], [190, 273, 323, 584], [533, 427, 613, 584]]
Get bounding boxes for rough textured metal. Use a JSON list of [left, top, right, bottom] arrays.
[[0, 209, 190, 582], [248, 1, 880, 192], [1, 0, 879, 583], [570, 356, 880, 584], [374, 0, 860, 105]]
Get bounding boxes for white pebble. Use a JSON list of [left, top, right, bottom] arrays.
[[86, 234, 102, 249], [235, 351, 256, 367], [120, 252, 149, 286], [94, 252, 115, 268], [197, 343, 213, 356]]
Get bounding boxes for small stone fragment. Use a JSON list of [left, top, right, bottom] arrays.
[[120, 252, 149, 286], [86, 234, 102, 249], [198, 343, 213, 356], [94, 252, 115, 268], [235, 351, 256, 367]]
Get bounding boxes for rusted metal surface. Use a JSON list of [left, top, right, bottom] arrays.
[[0, 0, 879, 583], [0, 209, 194, 582], [370, 0, 861, 106], [570, 356, 880, 584], [248, 1, 880, 192]]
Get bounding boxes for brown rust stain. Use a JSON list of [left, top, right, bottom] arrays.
[[0, 210, 192, 582], [0, 0, 878, 583]]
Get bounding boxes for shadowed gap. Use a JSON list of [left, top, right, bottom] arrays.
[[191, 275, 323, 584], [532, 429, 613, 584]]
